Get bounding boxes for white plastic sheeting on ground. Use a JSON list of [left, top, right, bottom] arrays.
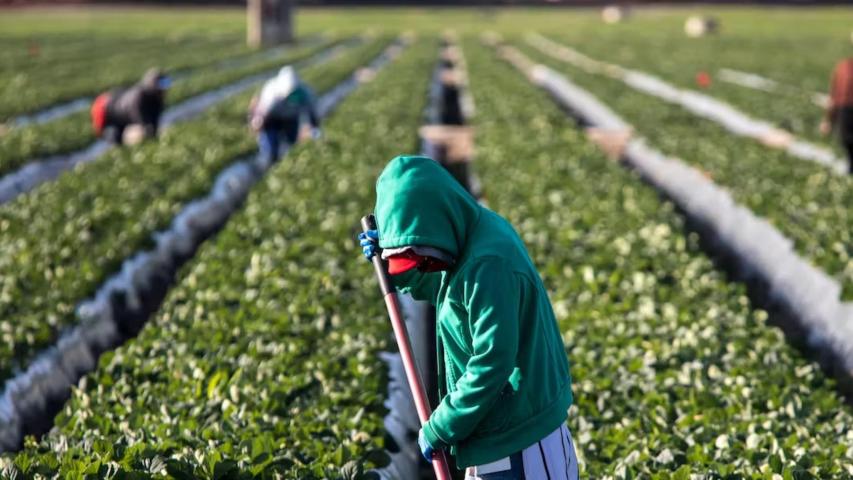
[[0, 40, 404, 453], [0, 39, 360, 207], [7, 35, 326, 129], [9, 98, 93, 129], [376, 295, 433, 480], [527, 34, 848, 175], [500, 44, 853, 380], [718, 68, 830, 109], [376, 48, 458, 479], [0, 152, 263, 452], [0, 140, 111, 204], [161, 38, 358, 126]]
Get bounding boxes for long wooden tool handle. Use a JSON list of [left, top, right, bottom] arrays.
[[361, 215, 453, 480]]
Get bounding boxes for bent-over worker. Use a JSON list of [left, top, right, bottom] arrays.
[[359, 155, 579, 480], [249, 66, 321, 165], [91, 68, 170, 145]]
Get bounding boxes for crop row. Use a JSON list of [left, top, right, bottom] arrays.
[[538, 27, 843, 149], [0, 9, 249, 72], [514, 41, 852, 301], [0, 36, 394, 385], [0, 35, 214, 88], [461, 39, 853, 478], [0, 8, 246, 40], [2, 36, 436, 479], [0, 33, 260, 122], [3, 35, 244, 84], [0, 38, 342, 178]]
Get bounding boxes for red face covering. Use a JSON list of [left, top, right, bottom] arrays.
[[387, 250, 452, 275]]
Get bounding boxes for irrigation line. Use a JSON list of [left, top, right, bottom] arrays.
[[0, 38, 408, 454], [527, 34, 848, 175], [497, 43, 853, 393], [0, 39, 360, 206]]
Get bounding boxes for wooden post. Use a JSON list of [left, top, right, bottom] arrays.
[[248, 0, 295, 49]]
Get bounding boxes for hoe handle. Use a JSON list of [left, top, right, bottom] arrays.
[[361, 215, 453, 480]]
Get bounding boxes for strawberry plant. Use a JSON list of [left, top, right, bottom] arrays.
[[464, 38, 853, 478], [0, 34, 252, 122], [1, 8, 851, 479], [0, 37, 342, 178], [533, 9, 852, 148], [516, 42, 852, 301], [4, 36, 435, 479], [0, 36, 394, 384]]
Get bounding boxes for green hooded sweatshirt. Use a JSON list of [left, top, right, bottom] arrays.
[[374, 155, 573, 468]]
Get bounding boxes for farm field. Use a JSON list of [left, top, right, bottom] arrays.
[[463, 39, 853, 478], [0, 6, 852, 479], [8, 37, 435, 478], [0, 35, 392, 383], [0, 37, 341, 178], [515, 39, 853, 300], [527, 10, 851, 148]]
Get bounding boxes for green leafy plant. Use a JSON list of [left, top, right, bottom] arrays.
[[6, 36, 435, 479], [515, 41, 852, 301], [0, 33, 250, 121], [0, 37, 341, 177], [464, 39, 853, 478], [0, 36, 393, 383]]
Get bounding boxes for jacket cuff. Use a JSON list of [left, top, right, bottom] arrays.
[[423, 420, 448, 449]]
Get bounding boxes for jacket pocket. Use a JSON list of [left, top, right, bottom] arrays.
[[474, 368, 525, 437], [439, 300, 473, 355]]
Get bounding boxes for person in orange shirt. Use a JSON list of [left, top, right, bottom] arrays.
[[821, 58, 853, 174]]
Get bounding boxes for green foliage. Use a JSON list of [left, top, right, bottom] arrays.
[[0, 7, 851, 478], [5, 36, 435, 478], [516, 41, 852, 301], [0, 37, 393, 383], [464, 39, 853, 478], [0, 38, 339, 178], [0, 35, 251, 122]]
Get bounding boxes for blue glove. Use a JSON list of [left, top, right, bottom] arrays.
[[418, 428, 434, 463], [358, 229, 379, 261]]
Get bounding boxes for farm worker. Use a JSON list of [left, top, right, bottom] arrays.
[[90, 68, 170, 145], [820, 57, 853, 174], [359, 155, 579, 479], [248, 66, 321, 165]]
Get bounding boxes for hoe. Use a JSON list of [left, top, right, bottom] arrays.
[[361, 214, 453, 480]]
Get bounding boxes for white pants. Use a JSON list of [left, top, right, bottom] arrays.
[[464, 424, 579, 480]]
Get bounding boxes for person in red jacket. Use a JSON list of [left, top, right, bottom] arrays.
[[821, 58, 853, 174], [91, 68, 170, 145]]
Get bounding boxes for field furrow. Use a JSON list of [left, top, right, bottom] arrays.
[[540, 11, 849, 148], [514, 40, 852, 301], [0, 35, 252, 121], [463, 38, 853, 478], [0, 36, 393, 385], [0, 37, 343, 178], [4, 36, 435, 479]]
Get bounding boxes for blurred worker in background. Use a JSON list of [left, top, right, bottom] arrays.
[[359, 156, 579, 480], [248, 66, 321, 165], [91, 68, 170, 145], [821, 57, 853, 174]]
